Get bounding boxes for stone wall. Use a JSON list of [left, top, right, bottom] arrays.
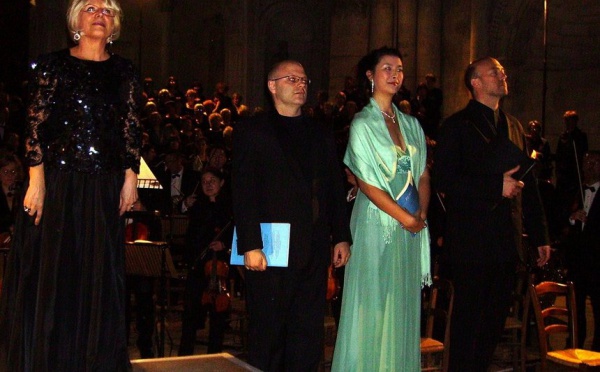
[[22, 0, 599, 151]]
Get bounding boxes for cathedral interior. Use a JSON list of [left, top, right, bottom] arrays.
[[1, 0, 599, 149]]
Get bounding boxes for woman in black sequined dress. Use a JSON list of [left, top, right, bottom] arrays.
[[0, 1, 141, 371]]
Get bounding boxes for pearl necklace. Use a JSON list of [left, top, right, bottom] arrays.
[[380, 110, 396, 124]]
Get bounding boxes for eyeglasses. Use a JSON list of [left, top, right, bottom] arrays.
[[81, 5, 116, 17], [1, 170, 16, 176], [269, 76, 311, 85]]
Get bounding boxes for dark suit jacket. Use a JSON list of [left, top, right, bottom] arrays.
[[153, 166, 200, 215], [433, 100, 549, 264], [566, 189, 600, 271], [232, 112, 351, 270]]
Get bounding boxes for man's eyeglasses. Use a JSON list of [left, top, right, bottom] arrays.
[[81, 6, 116, 17], [1, 170, 16, 176], [269, 76, 311, 85]]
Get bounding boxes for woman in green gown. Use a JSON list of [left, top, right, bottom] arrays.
[[332, 47, 431, 371]]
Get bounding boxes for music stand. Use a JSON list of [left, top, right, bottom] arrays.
[[137, 157, 163, 190], [125, 240, 180, 357]]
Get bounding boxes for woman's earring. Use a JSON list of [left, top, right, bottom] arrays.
[[371, 79, 374, 94], [73, 31, 81, 41], [107, 34, 114, 45]]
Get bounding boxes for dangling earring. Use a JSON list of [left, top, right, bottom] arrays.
[[371, 79, 374, 94], [107, 34, 114, 45], [73, 31, 81, 42]]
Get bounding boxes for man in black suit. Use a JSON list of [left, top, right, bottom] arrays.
[[154, 151, 200, 216], [555, 110, 588, 225], [232, 60, 351, 371], [433, 57, 551, 371], [566, 151, 600, 351]]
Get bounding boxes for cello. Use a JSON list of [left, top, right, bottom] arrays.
[[198, 220, 233, 313]]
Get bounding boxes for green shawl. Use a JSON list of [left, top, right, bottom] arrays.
[[344, 98, 431, 286]]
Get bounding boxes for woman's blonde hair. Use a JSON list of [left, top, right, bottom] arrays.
[[66, 0, 123, 42]]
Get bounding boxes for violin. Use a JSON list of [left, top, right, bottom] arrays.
[[326, 264, 341, 301], [199, 220, 233, 313], [201, 247, 231, 313]]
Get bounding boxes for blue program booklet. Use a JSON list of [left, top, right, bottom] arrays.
[[395, 171, 420, 237], [396, 171, 419, 215], [230, 223, 291, 267]]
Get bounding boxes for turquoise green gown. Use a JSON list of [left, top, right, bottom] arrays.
[[332, 99, 431, 371]]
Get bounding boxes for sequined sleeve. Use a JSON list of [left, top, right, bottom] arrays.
[[122, 60, 142, 174], [25, 57, 58, 167]]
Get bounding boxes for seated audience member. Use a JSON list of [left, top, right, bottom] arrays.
[[232, 92, 248, 116], [203, 100, 216, 115], [166, 76, 184, 103], [220, 108, 233, 128], [526, 120, 552, 181], [207, 113, 225, 146], [193, 103, 210, 137], [183, 89, 199, 117], [155, 151, 201, 216], [0, 154, 23, 235]]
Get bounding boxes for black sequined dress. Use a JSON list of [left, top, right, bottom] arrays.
[[0, 49, 142, 372]]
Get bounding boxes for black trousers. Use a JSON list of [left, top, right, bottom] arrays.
[[571, 268, 600, 351], [447, 260, 516, 372], [244, 260, 328, 372]]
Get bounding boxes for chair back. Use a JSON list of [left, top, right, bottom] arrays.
[[528, 281, 578, 365], [423, 278, 454, 371]]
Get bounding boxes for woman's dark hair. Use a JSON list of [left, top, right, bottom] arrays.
[[356, 46, 403, 97], [201, 167, 224, 181]]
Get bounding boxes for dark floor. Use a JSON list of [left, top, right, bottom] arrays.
[[128, 293, 596, 371]]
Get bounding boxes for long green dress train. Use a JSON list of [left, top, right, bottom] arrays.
[[332, 99, 431, 371]]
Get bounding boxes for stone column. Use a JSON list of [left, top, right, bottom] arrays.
[[416, 0, 442, 85], [369, 0, 395, 50], [470, 0, 490, 60], [397, 0, 418, 93], [224, 0, 249, 99], [441, 0, 472, 117]]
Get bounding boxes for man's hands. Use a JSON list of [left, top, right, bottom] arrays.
[[502, 165, 524, 199], [244, 241, 352, 271], [570, 209, 587, 223], [244, 249, 267, 271]]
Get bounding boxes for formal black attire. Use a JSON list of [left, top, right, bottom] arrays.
[[232, 112, 351, 371], [555, 127, 588, 226], [565, 184, 600, 350], [154, 166, 200, 216], [178, 194, 232, 355], [0, 49, 142, 372], [433, 100, 549, 371], [0, 185, 20, 234]]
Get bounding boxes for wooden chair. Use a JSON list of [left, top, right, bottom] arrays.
[[421, 278, 454, 372], [528, 281, 600, 370]]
